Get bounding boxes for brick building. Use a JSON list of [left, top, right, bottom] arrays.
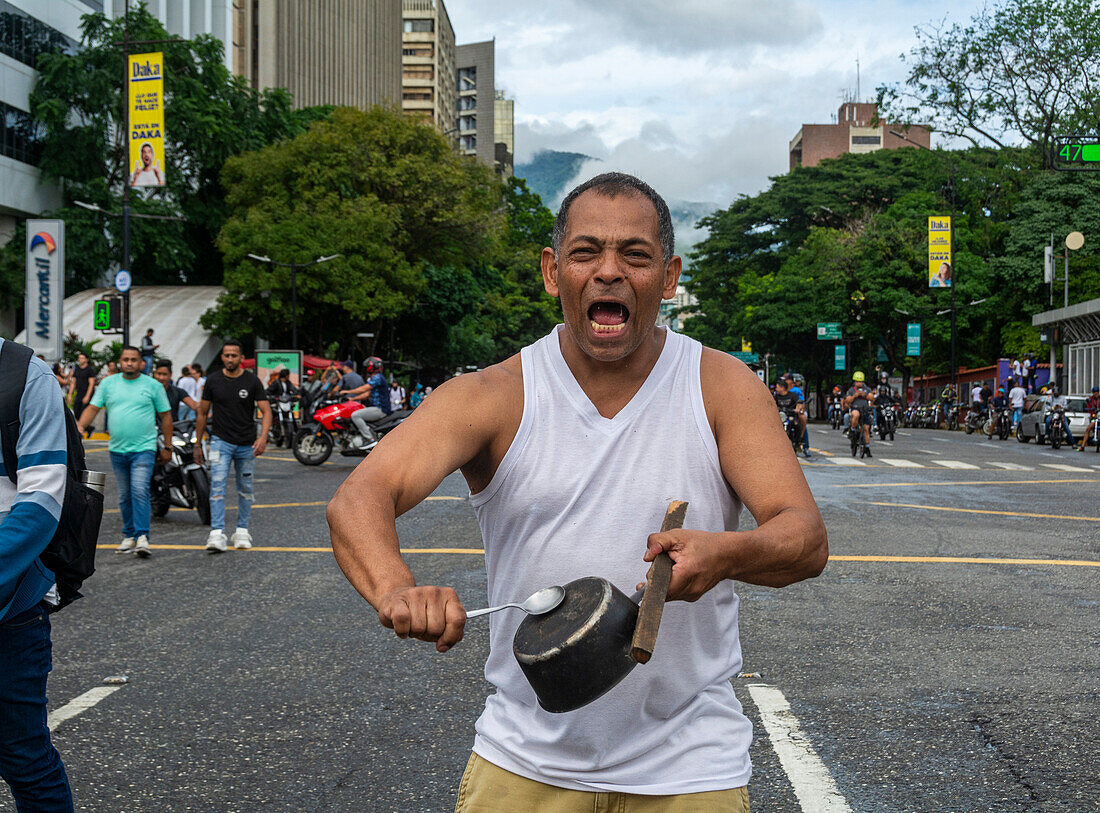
[[789, 102, 930, 171]]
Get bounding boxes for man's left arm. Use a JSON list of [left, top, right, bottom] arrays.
[[644, 350, 827, 600], [253, 382, 271, 456]]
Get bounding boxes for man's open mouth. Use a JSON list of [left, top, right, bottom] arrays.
[[588, 301, 629, 335]]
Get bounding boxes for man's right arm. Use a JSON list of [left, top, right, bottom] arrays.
[[327, 361, 519, 652]]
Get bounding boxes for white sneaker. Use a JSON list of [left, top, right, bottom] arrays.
[[134, 535, 151, 558], [205, 530, 228, 553], [231, 528, 253, 550], [116, 537, 135, 554]]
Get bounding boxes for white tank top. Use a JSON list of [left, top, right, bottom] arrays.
[[469, 325, 752, 794]]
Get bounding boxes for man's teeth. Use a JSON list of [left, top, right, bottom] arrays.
[[591, 321, 626, 334]]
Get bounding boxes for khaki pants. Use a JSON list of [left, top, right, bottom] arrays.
[[454, 753, 750, 813]]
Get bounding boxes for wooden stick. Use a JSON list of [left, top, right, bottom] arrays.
[[630, 500, 688, 664]]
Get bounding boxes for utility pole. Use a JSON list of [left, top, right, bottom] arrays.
[[246, 254, 340, 350]]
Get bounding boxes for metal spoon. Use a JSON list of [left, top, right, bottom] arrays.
[[465, 586, 566, 620]]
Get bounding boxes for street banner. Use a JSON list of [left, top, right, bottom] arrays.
[[25, 220, 65, 361], [256, 350, 303, 388], [928, 216, 951, 287], [906, 323, 921, 356], [834, 344, 845, 371], [128, 52, 166, 187]]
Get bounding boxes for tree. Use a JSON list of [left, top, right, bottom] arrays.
[[876, 0, 1100, 163], [0, 4, 316, 302], [203, 106, 508, 358]]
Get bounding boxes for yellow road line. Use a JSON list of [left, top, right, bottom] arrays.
[[94, 546, 1100, 567], [869, 501, 1100, 522], [808, 447, 833, 457], [835, 478, 1097, 488], [102, 495, 463, 514], [831, 554, 1100, 567]]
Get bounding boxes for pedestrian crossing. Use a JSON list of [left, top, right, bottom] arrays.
[[812, 457, 1100, 472]]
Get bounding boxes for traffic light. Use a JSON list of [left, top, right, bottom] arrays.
[[94, 296, 123, 332]]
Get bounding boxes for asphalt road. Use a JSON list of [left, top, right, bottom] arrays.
[[4, 423, 1097, 813]]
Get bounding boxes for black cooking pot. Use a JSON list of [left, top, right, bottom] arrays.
[[513, 576, 640, 713], [511, 500, 688, 714]]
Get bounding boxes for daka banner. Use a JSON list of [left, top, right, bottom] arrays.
[[928, 216, 951, 288], [25, 220, 65, 361], [128, 52, 166, 187]]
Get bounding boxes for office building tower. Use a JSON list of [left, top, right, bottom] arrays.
[[493, 89, 513, 177], [401, 0, 454, 131]]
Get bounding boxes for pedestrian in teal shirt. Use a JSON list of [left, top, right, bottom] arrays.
[[78, 346, 172, 558]]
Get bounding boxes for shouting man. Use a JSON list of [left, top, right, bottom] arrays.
[[328, 173, 827, 811]]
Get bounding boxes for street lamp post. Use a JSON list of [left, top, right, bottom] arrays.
[[890, 129, 962, 398], [246, 253, 340, 350]]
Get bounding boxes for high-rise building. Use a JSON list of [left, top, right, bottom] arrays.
[[455, 40, 495, 167], [1, 0, 85, 276], [493, 90, 513, 177], [108, 0, 234, 72], [401, 0, 454, 131], [789, 102, 930, 171], [233, 0, 401, 110]]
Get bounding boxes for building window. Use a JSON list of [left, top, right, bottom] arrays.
[[458, 95, 476, 111], [457, 66, 476, 90], [403, 19, 434, 33], [1, 99, 43, 166], [402, 45, 433, 58], [458, 115, 476, 132], [403, 91, 433, 102], [851, 135, 881, 145], [403, 66, 434, 81], [0, 1, 77, 70], [459, 135, 476, 151]]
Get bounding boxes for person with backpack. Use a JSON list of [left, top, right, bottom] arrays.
[[0, 337, 77, 810], [77, 346, 172, 558]]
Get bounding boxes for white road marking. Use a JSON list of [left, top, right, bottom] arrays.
[[48, 685, 123, 731], [918, 449, 942, 455], [929, 437, 951, 442], [1040, 463, 1092, 472], [898, 431, 912, 436], [986, 462, 1035, 471], [816, 429, 829, 435], [1092, 464, 1100, 471], [747, 684, 852, 813], [880, 458, 924, 467], [934, 460, 980, 469], [828, 458, 867, 466]]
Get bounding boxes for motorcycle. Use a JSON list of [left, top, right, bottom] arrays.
[[269, 392, 299, 448], [781, 410, 802, 451], [293, 393, 412, 465], [964, 407, 985, 435], [151, 420, 211, 524], [828, 396, 844, 430], [1047, 409, 1068, 450], [877, 404, 898, 441], [944, 402, 960, 431], [985, 406, 1012, 441]]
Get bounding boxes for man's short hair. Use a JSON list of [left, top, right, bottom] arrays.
[[146, 329, 154, 334], [119, 345, 140, 357], [222, 340, 243, 354], [552, 172, 675, 264], [776, 378, 790, 390], [155, 359, 172, 371], [191, 363, 204, 375]]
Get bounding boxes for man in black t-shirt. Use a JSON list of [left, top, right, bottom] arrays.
[[193, 341, 272, 553], [773, 378, 809, 458], [153, 360, 199, 421]]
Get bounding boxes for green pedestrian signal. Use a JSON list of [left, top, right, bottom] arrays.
[[94, 297, 122, 332]]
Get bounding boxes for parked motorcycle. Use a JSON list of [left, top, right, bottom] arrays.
[[964, 407, 985, 435], [151, 420, 211, 524], [293, 394, 412, 466]]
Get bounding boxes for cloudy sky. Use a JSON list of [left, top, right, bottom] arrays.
[[447, 0, 989, 210]]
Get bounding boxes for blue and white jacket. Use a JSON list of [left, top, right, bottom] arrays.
[[0, 337, 66, 621]]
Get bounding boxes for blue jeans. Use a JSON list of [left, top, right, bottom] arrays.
[[1012, 407, 1022, 427], [141, 355, 153, 375], [109, 450, 155, 539], [209, 437, 255, 532], [0, 601, 74, 812]]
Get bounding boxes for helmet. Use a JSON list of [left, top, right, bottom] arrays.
[[364, 356, 383, 376], [853, 371, 865, 383]]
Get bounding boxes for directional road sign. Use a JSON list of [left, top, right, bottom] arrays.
[[817, 322, 841, 340]]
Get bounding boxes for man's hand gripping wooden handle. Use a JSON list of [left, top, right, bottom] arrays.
[[631, 500, 688, 664]]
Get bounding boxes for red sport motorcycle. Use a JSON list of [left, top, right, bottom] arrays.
[[292, 390, 411, 465]]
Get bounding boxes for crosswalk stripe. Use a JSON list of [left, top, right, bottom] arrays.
[[879, 458, 924, 467], [1092, 464, 1100, 471], [1040, 463, 1093, 472], [986, 462, 1035, 470], [828, 458, 867, 466], [934, 460, 980, 469]]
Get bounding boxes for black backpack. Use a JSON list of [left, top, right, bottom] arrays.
[[0, 340, 104, 612]]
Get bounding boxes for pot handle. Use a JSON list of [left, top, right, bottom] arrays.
[[631, 500, 688, 664]]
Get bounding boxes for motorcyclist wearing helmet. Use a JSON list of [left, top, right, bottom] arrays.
[[1043, 385, 1075, 445], [343, 357, 393, 447], [843, 371, 876, 455]]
